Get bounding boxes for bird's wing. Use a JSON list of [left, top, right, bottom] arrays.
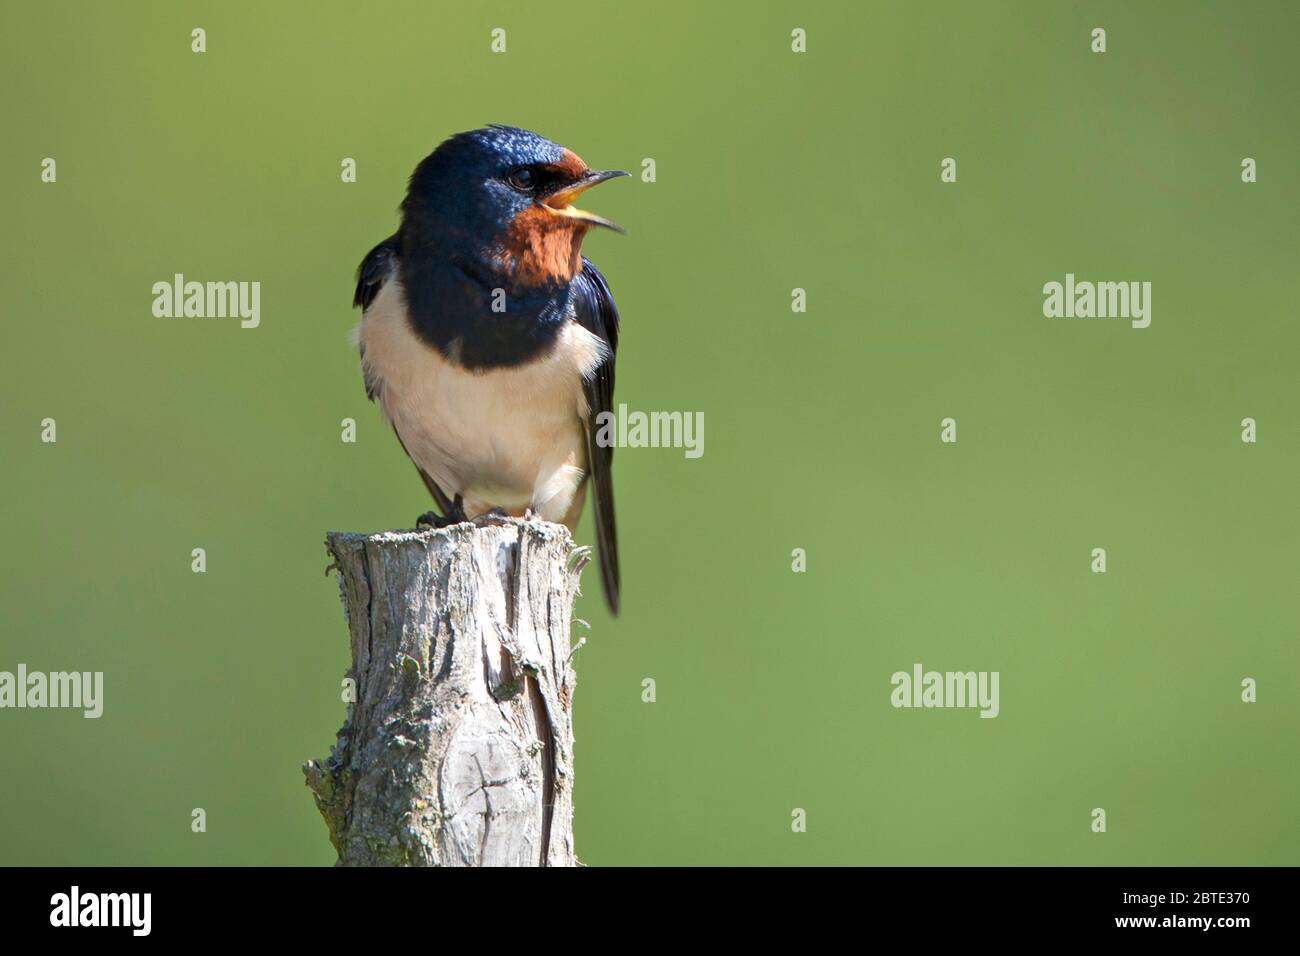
[[354, 235, 456, 518], [571, 257, 621, 615], [354, 234, 399, 313]]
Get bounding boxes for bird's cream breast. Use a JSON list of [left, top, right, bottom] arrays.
[[355, 278, 605, 515]]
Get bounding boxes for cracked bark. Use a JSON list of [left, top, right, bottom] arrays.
[[303, 517, 587, 866]]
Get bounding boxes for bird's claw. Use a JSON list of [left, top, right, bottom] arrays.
[[415, 509, 465, 529], [416, 505, 527, 530], [470, 507, 509, 526]]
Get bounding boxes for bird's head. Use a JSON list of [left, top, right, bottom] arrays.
[[402, 125, 627, 290]]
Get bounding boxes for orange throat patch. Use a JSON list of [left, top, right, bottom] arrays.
[[498, 204, 588, 287]]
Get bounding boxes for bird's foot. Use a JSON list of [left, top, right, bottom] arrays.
[[470, 507, 510, 526], [416, 495, 468, 529], [418, 503, 528, 530], [415, 510, 461, 529]]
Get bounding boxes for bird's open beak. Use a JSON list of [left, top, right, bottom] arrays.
[[543, 169, 629, 233]]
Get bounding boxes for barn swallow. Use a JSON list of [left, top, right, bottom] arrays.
[[352, 126, 625, 614]]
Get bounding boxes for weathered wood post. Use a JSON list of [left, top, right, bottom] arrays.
[[304, 517, 588, 866]]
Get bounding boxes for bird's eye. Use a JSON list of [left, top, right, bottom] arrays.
[[507, 167, 536, 191]]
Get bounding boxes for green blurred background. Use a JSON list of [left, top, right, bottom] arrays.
[[2, 0, 1297, 865]]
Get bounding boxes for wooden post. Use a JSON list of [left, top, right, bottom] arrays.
[[304, 517, 587, 866]]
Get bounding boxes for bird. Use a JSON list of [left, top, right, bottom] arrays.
[[352, 126, 626, 614]]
